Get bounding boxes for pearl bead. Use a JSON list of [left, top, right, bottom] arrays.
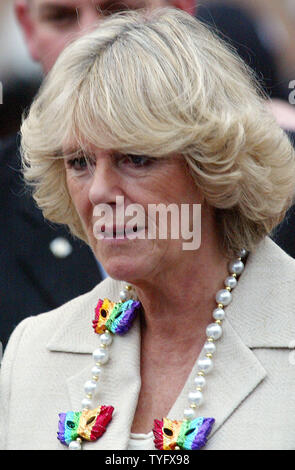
[[93, 348, 109, 364], [197, 356, 213, 374], [81, 397, 92, 409], [206, 323, 222, 340], [183, 408, 196, 420], [194, 375, 206, 388], [216, 289, 232, 306], [228, 259, 244, 275], [69, 440, 82, 450], [100, 333, 113, 347], [91, 365, 102, 377], [188, 390, 203, 406], [239, 249, 247, 258], [119, 290, 130, 301], [84, 380, 97, 395], [213, 307, 225, 321], [204, 341, 216, 354], [224, 276, 237, 289]]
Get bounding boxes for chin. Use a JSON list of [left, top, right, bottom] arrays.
[[100, 257, 144, 283]]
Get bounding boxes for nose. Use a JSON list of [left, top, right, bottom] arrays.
[[88, 158, 123, 208]]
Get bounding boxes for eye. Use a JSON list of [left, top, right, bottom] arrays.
[[66, 420, 76, 429], [41, 7, 78, 26], [185, 427, 195, 436], [114, 310, 122, 319], [129, 156, 149, 167], [118, 154, 157, 168], [163, 427, 173, 437], [66, 156, 89, 171], [86, 416, 96, 426], [100, 309, 107, 318]]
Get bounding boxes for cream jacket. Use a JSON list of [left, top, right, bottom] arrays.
[[1, 237, 295, 450]]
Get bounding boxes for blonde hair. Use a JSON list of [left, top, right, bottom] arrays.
[[21, 7, 295, 255]]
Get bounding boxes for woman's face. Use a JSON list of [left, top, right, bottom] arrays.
[[64, 146, 206, 282]]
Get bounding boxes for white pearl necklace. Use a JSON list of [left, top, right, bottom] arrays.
[[183, 250, 246, 420], [68, 250, 247, 450]]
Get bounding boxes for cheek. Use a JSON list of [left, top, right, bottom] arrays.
[[66, 177, 91, 223], [36, 30, 75, 72]]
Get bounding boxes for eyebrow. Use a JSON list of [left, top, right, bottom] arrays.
[[62, 147, 83, 157], [62, 146, 99, 159]]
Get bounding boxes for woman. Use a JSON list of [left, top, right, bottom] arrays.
[[1, 8, 295, 450]]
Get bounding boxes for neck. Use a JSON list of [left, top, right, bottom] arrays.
[[132, 238, 229, 347]]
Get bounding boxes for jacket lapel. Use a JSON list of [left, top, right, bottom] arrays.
[[168, 317, 267, 441], [65, 317, 142, 450], [47, 278, 142, 450]]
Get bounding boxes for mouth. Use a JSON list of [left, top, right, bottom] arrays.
[[99, 225, 143, 239]]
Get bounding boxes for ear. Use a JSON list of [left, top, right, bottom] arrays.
[[14, 0, 40, 62], [168, 0, 197, 15]]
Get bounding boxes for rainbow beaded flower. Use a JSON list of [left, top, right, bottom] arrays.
[[93, 298, 141, 335], [57, 405, 114, 446], [153, 417, 215, 450]]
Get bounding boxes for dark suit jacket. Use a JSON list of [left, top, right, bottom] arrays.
[[197, 3, 286, 99], [0, 135, 102, 350]]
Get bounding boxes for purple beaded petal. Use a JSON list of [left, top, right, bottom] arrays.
[[114, 300, 141, 334], [191, 418, 215, 449], [57, 413, 67, 445]]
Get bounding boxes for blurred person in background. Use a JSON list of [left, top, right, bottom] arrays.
[[15, 0, 194, 74], [13, 0, 295, 129], [0, 0, 42, 139]]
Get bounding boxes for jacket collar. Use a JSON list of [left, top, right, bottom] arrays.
[[47, 237, 295, 449], [47, 277, 126, 354], [47, 237, 295, 354]]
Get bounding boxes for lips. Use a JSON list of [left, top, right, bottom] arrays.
[[100, 225, 140, 238]]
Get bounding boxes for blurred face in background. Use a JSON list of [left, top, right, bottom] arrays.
[[15, 0, 196, 73]]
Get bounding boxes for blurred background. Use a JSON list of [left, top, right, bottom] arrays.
[[1, 0, 295, 139], [201, 0, 295, 96], [0, 0, 42, 138]]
